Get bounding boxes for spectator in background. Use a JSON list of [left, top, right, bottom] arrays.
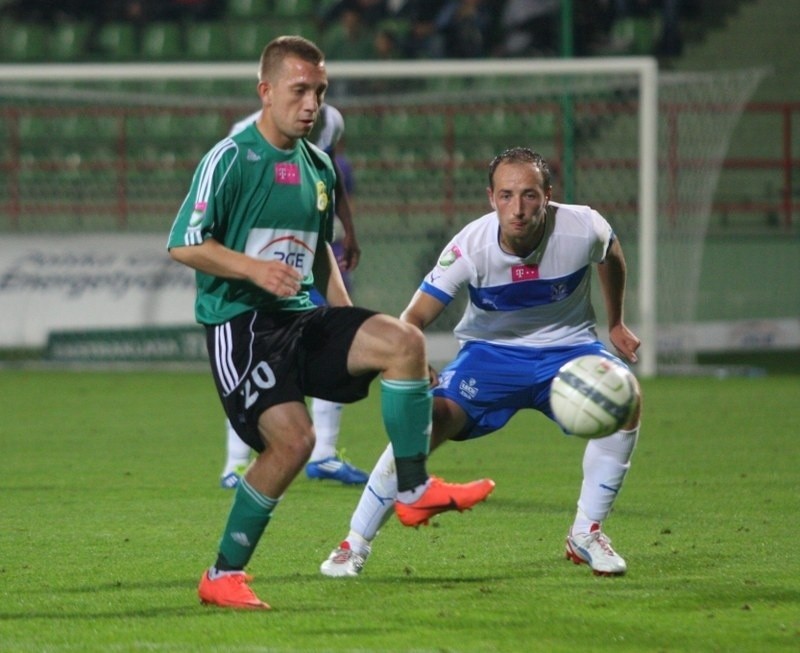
[[573, 0, 617, 56], [373, 24, 403, 60], [494, 0, 560, 57], [434, 0, 494, 59], [320, 7, 375, 61], [316, 0, 388, 36], [654, 0, 683, 56], [610, 0, 683, 56], [381, 0, 448, 58]]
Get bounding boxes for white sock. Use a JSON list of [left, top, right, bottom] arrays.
[[347, 444, 398, 545], [344, 530, 373, 558], [574, 426, 640, 531], [222, 418, 251, 475], [396, 482, 429, 505], [310, 398, 343, 461], [208, 567, 245, 579]]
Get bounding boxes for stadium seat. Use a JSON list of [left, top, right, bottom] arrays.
[[269, 18, 318, 41], [135, 113, 175, 141], [50, 21, 91, 61], [227, 22, 274, 60], [184, 22, 231, 60], [274, 0, 314, 17], [140, 22, 184, 60], [18, 115, 51, 148], [96, 23, 138, 60], [176, 113, 229, 143], [227, 0, 272, 18], [1, 23, 48, 61], [611, 16, 658, 55]]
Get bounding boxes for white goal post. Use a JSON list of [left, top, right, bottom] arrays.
[[1, 58, 761, 375]]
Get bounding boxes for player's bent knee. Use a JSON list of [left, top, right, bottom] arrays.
[[352, 315, 427, 376], [385, 320, 426, 366]]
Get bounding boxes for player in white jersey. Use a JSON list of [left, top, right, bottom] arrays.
[[220, 103, 368, 488], [320, 147, 643, 577]]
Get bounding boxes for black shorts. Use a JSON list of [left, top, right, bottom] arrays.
[[205, 306, 379, 451]]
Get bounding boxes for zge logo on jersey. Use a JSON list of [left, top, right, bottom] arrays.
[[246, 228, 319, 276], [260, 235, 314, 270]]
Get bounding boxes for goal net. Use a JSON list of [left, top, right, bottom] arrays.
[[0, 60, 763, 375]]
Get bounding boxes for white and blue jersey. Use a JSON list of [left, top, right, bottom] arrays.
[[422, 202, 624, 439]]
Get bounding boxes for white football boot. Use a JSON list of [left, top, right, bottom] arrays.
[[320, 541, 369, 577], [565, 523, 627, 576]]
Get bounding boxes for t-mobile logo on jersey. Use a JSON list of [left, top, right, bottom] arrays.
[[511, 264, 539, 282], [274, 163, 300, 184]]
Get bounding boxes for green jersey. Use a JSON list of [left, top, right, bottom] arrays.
[[168, 124, 336, 325]]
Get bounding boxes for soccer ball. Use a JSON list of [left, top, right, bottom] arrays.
[[550, 355, 639, 438]]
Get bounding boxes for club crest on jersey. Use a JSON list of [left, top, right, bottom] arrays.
[[189, 201, 207, 226], [316, 181, 329, 211], [511, 263, 539, 282], [458, 377, 479, 400], [275, 162, 300, 184], [551, 281, 569, 301], [438, 245, 462, 268]]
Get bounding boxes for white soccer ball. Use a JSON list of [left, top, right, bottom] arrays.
[[550, 355, 639, 438]]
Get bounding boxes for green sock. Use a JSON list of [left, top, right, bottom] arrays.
[[381, 379, 431, 491], [215, 477, 278, 570]]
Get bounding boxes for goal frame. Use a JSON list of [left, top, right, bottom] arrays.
[[0, 58, 659, 377]]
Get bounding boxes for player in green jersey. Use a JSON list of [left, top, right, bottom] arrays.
[[167, 35, 495, 610]]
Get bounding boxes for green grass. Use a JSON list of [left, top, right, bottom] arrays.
[[0, 370, 798, 652]]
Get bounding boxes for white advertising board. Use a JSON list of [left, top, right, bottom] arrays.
[[0, 234, 196, 347]]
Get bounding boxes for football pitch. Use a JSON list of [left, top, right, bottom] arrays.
[[0, 368, 798, 652]]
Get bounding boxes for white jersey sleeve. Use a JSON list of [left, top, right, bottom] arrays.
[[419, 202, 614, 349], [228, 110, 261, 137], [308, 104, 344, 152]]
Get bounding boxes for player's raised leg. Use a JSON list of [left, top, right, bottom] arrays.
[[349, 314, 494, 527]]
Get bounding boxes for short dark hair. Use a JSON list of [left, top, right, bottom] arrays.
[[488, 147, 552, 190], [259, 35, 325, 82]]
